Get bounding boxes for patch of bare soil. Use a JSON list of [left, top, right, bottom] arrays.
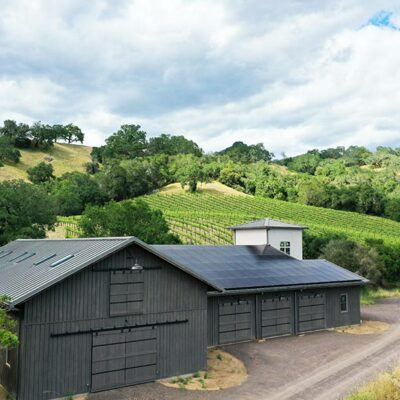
[[159, 349, 247, 391], [336, 320, 390, 335], [46, 224, 66, 238]]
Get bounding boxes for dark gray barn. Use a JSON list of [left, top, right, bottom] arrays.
[[152, 245, 365, 346], [0, 238, 366, 400]]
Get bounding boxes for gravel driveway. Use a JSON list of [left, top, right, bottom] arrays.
[[90, 297, 400, 400]]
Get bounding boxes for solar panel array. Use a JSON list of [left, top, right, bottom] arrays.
[[152, 245, 365, 290]]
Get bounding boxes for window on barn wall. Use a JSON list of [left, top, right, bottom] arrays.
[[109, 269, 144, 316], [280, 241, 291, 255], [340, 293, 348, 313]]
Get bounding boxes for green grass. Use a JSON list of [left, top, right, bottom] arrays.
[[140, 192, 400, 248], [347, 366, 400, 399], [361, 287, 400, 305], [0, 143, 92, 181]]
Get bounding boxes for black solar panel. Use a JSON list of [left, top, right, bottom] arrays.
[[152, 245, 365, 290]]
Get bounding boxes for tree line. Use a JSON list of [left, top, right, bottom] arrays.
[[1, 121, 399, 286], [1, 121, 399, 222], [0, 120, 84, 166]]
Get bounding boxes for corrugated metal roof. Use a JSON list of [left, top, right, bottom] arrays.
[[0, 238, 365, 306], [0, 237, 223, 306], [230, 218, 307, 230], [152, 245, 366, 290], [0, 238, 135, 306]]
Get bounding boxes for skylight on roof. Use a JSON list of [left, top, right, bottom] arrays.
[[0, 251, 13, 259], [33, 254, 57, 266], [15, 253, 36, 263], [50, 254, 74, 267], [8, 252, 28, 262]]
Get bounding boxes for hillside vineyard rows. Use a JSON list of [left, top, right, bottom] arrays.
[[58, 193, 400, 247]]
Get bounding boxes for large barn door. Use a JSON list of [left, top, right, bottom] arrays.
[[297, 291, 326, 333], [91, 327, 157, 392], [218, 298, 253, 344], [125, 328, 157, 385], [261, 292, 294, 338]]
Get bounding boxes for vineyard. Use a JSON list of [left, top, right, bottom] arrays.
[[55, 192, 400, 248], [56, 216, 82, 238], [142, 193, 400, 247]]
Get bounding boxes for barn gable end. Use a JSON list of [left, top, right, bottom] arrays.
[[14, 243, 209, 400]]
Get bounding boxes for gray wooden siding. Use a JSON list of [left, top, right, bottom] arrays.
[[23, 244, 206, 324], [0, 346, 19, 397], [208, 286, 361, 346], [325, 286, 360, 328], [18, 244, 208, 400]]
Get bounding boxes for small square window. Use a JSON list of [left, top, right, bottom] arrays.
[[340, 294, 348, 313], [280, 241, 291, 255]]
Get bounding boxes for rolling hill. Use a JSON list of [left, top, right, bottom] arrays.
[[56, 183, 400, 248], [0, 143, 92, 181], [140, 191, 400, 248]]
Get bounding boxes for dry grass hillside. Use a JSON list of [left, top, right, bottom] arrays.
[[0, 143, 92, 181], [160, 181, 248, 196]]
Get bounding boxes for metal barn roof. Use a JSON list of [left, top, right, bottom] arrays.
[[0, 238, 366, 306], [152, 244, 366, 291], [0, 238, 135, 306], [230, 218, 307, 230], [0, 237, 222, 306]]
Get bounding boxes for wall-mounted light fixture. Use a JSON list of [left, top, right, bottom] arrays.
[[131, 258, 143, 271]]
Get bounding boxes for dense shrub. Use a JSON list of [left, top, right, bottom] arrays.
[[320, 239, 383, 286], [0, 180, 56, 245], [79, 200, 180, 244], [27, 162, 55, 184]]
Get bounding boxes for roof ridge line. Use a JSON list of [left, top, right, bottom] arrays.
[[16, 237, 133, 241]]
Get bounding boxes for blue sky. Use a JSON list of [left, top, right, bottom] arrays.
[[0, 1, 399, 155]]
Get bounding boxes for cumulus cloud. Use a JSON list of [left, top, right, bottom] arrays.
[[0, 0, 399, 155]]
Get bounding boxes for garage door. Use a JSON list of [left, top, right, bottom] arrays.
[[218, 298, 253, 344], [297, 292, 326, 333], [261, 293, 294, 338], [91, 327, 157, 392]]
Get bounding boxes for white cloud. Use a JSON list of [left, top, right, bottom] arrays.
[[0, 0, 399, 154], [0, 77, 65, 119]]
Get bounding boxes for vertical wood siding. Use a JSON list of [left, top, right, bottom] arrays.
[[325, 286, 360, 328], [18, 244, 208, 400]]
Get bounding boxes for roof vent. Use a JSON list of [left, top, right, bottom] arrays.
[[34, 254, 57, 266], [50, 254, 74, 268]]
